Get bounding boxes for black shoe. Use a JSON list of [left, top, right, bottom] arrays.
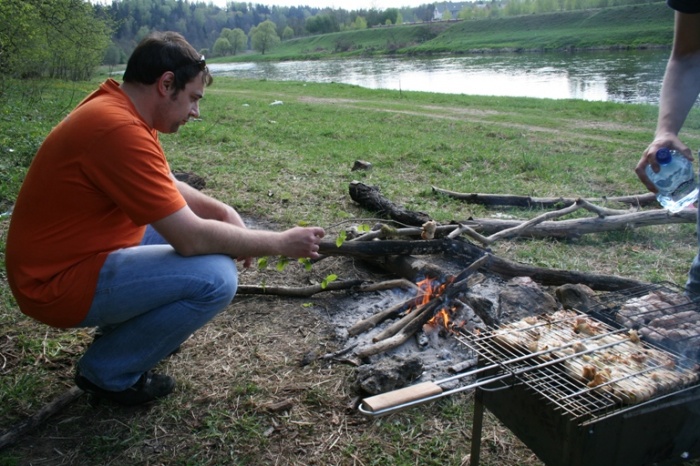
[[75, 370, 175, 406]]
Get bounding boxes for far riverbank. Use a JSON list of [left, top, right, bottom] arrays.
[[212, 3, 674, 64]]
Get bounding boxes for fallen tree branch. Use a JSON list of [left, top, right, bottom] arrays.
[[236, 279, 365, 297], [0, 386, 83, 450], [344, 207, 695, 243], [485, 200, 582, 244], [459, 208, 696, 239], [431, 186, 658, 208], [444, 239, 647, 291], [236, 279, 418, 298]]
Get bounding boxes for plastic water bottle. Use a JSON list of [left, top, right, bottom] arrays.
[[645, 148, 698, 213]]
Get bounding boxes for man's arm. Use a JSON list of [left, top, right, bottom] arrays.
[[155, 178, 324, 261], [174, 178, 247, 228], [152, 205, 324, 260], [636, 11, 700, 191]]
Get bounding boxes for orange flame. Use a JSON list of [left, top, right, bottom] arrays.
[[428, 308, 452, 329], [416, 277, 436, 305], [413, 276, 456, 332]]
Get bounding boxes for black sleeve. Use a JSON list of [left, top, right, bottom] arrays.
[[668, 0, 700, 14]]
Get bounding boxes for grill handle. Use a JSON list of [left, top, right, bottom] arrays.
[[360, 381, 443, 413], [358, 364, 513, 417]]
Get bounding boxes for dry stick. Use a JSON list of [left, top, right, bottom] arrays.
[[448, 223, 490, 244], [348, 295, 422, 337], [0, 386, 83, 450], [485, 200, 583, 244], [236, 279, 364, 297], [449, 358, 478, 374], [320, 343, 358, 360], [577, 198, 633, 216], [350, 224, 457, 242], [352, 204, 693, 246], [358, 279, 420, 293], [371, 296, 438, 343], [357, 301, 441, 359], [237, 278, 417, 298]]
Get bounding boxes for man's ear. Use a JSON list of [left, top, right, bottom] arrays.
[[158, 71, 176, 96]]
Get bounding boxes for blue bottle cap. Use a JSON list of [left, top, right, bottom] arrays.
[[656, 148, 673, 164]]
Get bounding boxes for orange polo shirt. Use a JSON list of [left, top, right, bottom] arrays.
[[5, 79, 186, 328]]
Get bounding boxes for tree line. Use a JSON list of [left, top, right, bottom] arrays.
[[0, 0, 663, 82]]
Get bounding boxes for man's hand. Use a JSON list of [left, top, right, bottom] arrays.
[[635, 134, 693, 193], [280, 227, 325, 259]]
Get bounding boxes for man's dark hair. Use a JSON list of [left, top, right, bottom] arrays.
[[123, 31, 213, 92]]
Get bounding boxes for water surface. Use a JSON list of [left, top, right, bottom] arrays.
[[209, 50, 669, 105]]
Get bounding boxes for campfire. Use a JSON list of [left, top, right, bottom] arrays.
[[348, 254, 489, 360]]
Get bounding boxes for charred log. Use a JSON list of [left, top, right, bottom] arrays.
[[319, 238, 647, 292], [236, 279, 417, 298], [349, 181, 431, 227]]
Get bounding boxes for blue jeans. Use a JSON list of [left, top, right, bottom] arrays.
[[76, 226, 238, 391]]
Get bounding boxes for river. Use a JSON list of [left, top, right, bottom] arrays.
[[208, 49, 670, 105]]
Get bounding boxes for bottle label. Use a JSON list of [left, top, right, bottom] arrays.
[[673, 178, 697, 199]]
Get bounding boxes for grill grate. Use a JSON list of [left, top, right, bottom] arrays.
[[588, 281, 700, 361], [456, 308, 700, 424]]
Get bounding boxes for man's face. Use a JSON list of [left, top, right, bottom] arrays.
[[157, 74, 204, 134]]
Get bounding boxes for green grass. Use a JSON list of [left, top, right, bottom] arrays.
[[3, 75, 699, 285], [3, 74, 700, 465]]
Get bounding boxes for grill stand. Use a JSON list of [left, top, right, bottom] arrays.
[[468, 381, 700, 466], [470, 388, 485, 466]]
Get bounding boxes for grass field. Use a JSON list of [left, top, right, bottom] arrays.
[[2, 73, 700, 465]]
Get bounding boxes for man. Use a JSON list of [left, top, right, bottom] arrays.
[[635, 1, 700, 295], [5, 31, 325, 406]]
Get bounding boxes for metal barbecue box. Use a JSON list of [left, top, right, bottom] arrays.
[[360, 283, 700, 466]]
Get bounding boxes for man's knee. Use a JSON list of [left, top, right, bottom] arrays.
[[209, 255, 238, 305]]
